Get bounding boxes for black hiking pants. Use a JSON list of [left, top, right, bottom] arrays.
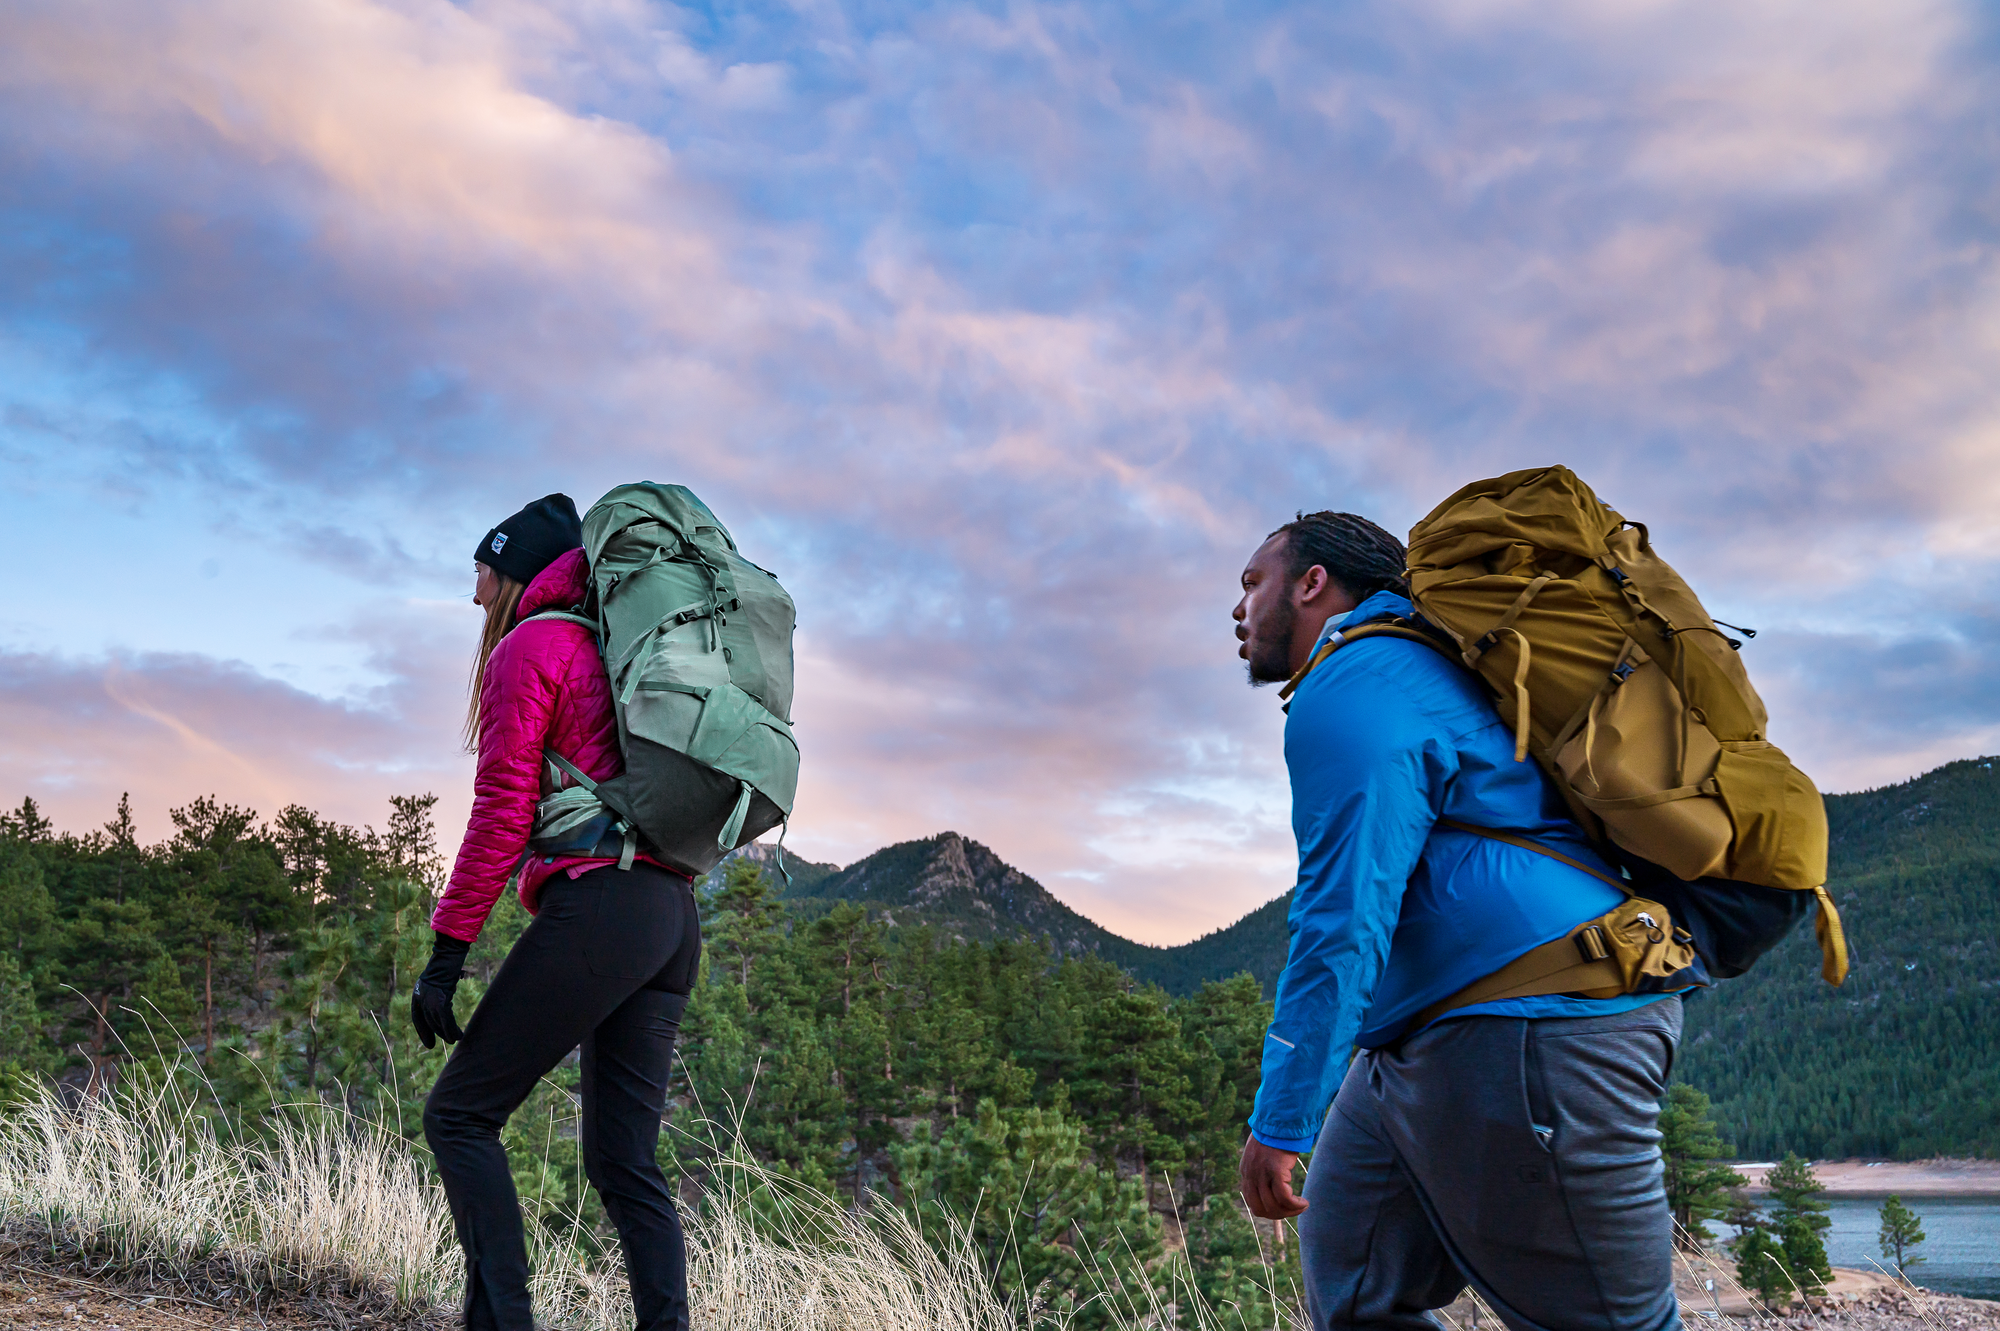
[[424, 862, 701, 1331]]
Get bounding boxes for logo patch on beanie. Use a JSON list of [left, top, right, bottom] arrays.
[[490, 532, 508, 555]]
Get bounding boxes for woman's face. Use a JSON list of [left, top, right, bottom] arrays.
[[474, 561, 501, 607]]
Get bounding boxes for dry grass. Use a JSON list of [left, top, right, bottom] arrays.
[[0, 1071, 455, 1321], [0, 1070, 1294, 1331]]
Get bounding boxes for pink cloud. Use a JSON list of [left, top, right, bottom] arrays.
[[5, 0, 2000, 945]]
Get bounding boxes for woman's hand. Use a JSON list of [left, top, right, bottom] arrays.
[[412, 932, 473, 1048], [1239, 1135, 1309, 1219]]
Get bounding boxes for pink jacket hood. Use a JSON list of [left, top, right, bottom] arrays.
[[515, 546, 591, 621]]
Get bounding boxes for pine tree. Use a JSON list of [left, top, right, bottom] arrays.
[[1178, 1193, 1298, 1331], [384, 793, 444, 913], [1734, 1224, 1793, 1310], [1765, 1153, 1832, 1294], [1069, 965, 1199, 1189], [703, 859, 786, 996], [0, 836, 60, 993], [0, 950, 48, 1101], [892, 1093, 1162, 1328], [1658, 1084, 1745, 1247], [0, 796, 53, 842], [61, 896, 172, 1089], [1877, 1195, 1925, 1275]]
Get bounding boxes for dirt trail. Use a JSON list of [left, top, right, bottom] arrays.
[[1, 1267, 305, 1331], [0, 1263, 433, 1331]]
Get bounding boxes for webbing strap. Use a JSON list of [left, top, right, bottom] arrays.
[[1458, 574, 1557, 762], [1412, 822, 1638, 1028], [1462, 574, 1554, 667], [772, 817, 793, 886], [1277, 622, 1456, 702], [1813, 885, 1850, 985], [1411, 935, 1626, 1030], [717, 780, 754, 851], [1278, 632, 1341, 701], [541, 748, 639, 872], [1437, 819, 1631, 894], [1499, 630, 1534, 761], [543, 748, 600, 794], [1578, 781, 1715, 812]]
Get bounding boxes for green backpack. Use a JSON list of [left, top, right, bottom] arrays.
[[524, 483, 799, 879]]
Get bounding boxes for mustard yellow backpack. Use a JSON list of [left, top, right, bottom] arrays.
[[1401, 466, 1847, 986]]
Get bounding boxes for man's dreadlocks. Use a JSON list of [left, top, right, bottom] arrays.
[[1270, 510, 1410, 601]]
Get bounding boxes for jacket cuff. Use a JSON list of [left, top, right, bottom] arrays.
[[1250, 1128, 1317, 1153], [430, 917, 480, 944]]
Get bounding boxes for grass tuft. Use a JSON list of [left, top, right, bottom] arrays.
[[0, 1067, 1304, 1329]]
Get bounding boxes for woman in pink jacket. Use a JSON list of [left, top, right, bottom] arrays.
[[414, 494, 698, 1331]]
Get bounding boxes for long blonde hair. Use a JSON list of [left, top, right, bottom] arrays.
[[463, 572, 527, 751]]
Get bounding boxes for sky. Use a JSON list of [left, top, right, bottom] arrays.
[[3, 0, 1998, 945]]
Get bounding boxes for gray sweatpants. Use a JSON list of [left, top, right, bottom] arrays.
[[1297, 1000, 1682, 1331]]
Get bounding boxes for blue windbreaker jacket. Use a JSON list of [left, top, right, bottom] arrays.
[[1246, 591, 1675, 1152]]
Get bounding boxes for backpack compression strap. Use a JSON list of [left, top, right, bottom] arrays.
[[540, 749, 638, 870]]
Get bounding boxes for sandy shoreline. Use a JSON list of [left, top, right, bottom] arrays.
[[1734, 1158, 2000, 1196]]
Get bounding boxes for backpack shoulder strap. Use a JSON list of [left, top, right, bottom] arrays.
[[1278, 617, 1459, 702], [521, 609, 602, 633]]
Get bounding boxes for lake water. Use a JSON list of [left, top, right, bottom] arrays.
[[1720, 1196, 2000, 1301]]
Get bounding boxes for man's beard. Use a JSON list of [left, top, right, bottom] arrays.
[[1245, 597, 1297, 686]]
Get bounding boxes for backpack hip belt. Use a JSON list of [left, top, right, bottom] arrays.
[[1410, 820, 1698, 1029]]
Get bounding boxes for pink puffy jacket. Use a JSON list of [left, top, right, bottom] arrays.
[[432, 548, 672, 942]]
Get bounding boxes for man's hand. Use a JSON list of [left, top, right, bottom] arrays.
[[1240, 1135, 1308, 1220]]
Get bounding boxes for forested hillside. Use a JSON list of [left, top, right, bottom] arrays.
[[0, 795, 1295, 1327], [761, 759, 2000, 1161], [1675, 757, 2000, 1159]]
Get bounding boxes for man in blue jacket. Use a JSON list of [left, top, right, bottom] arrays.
[[1233, 511, 1685, 1331]]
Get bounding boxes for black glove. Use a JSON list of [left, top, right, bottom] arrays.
[[411, 932, 472, 1049]]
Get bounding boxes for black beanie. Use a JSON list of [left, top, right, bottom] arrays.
[[476, 494, 583, 586]]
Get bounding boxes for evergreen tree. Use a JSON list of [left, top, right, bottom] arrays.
[[1178, 1193, 1298, 1331], [1765, 1153, 1832, 1294], [1877, 1195, 1925, 1275], [1658, 1084, 1745, 1247], [0, 950, 48, 1101], [384, 793, 444, 914], [1068, 962, 1199, 1189], [1176, 974, 1271, 1200], [0, 796, 54, 842], [892, 1094, 1162, 1328], [1733, 1225, 1793, 1310], [704, 859, 787, 995], [0, 836, 60, 996], [61, 896, 174, 1087]]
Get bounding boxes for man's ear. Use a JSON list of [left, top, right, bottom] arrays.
[[1296, 565, 1360, 616]]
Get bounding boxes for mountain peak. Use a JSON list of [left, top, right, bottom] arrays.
[[786, 829, 1292, 994]]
